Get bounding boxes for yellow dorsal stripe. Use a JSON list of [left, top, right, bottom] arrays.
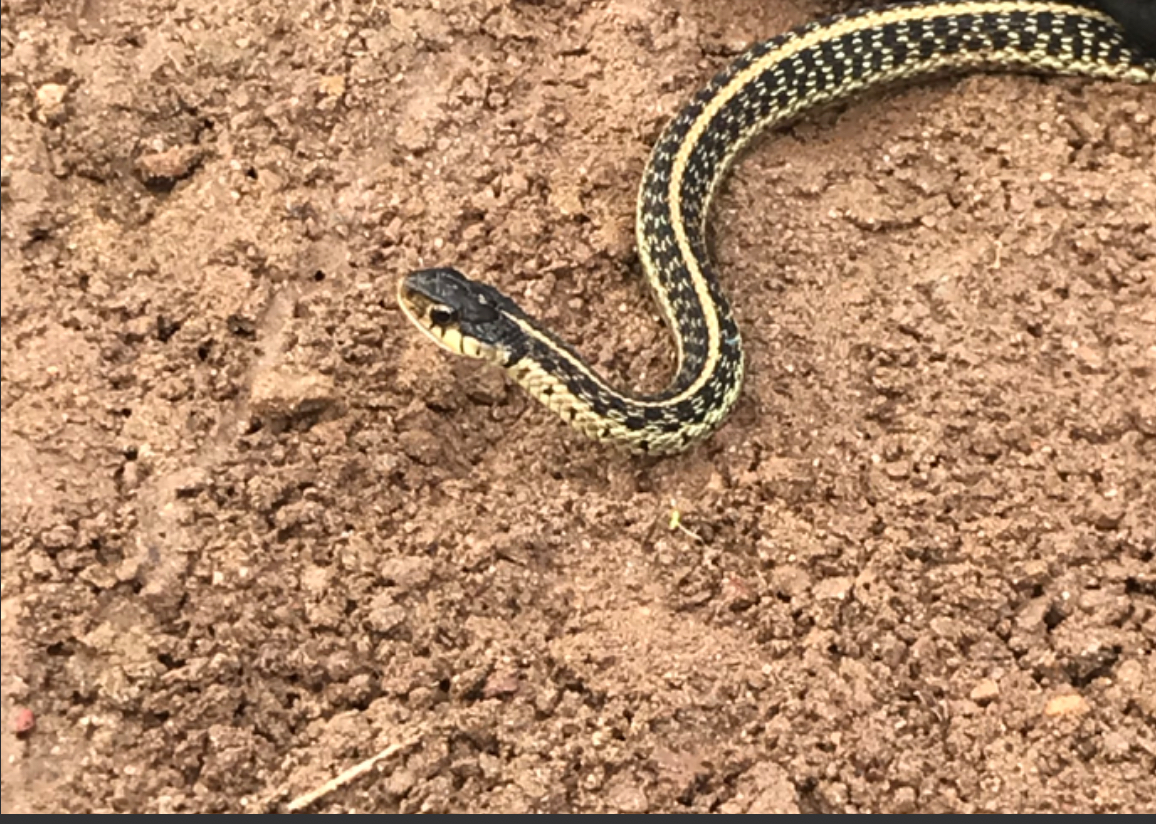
[[661, 0, 1115, 404]]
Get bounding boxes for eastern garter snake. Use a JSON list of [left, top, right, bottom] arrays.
[[398, 1, 1154, 455]]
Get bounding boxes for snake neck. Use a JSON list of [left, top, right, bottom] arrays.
[[498, 301, 741, 454]]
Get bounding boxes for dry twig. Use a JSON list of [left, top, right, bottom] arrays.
[[286, 738, 418, 812]]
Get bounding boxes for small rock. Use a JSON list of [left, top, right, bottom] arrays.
[[1114, 659, 1143, 690], [1045, 693, 1090, 717], [366, 592, 407, 635], [135, 145, 205, 185], [318, 74, 346, 98], [40, 522, 77, 550], [317, 75, 346, 112], [817, 780, 849, 809], [482, 670, 520, 700], [894, 786, 917, 814], [970, 679, 1000, 705], [384, 768, 416, 798], [450, 665, 492, 702], [11, 706, 35, 736], [463, 367, 507, 406], [397, 429, 442, 465], [79, 564, 119, 590], [1100, 730, 1131, 759], [227, 314, 258, 338], [1090, 497, 1124, 530], [812, 575, 855, 601], [514, 768, 548, 799], [743, 762, 800, 815], [547, 175, 584, 217], [250, 367, 339, 430], [769, 564, 811, 598], [7, 676, 29, 701], [1133, 399, 1156, 436], [379, 556, 433, 590], [605, 773, 649, 813], [36, 83, 68, 123], [721, 573, 756, 611], [28, 550, 55, 577]]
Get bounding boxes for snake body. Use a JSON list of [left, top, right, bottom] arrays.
[[398, 1, 1154, 455]]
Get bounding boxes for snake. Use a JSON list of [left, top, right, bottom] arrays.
[[397, 1, 1154, 455]]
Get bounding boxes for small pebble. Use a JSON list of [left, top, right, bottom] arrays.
[[970, 679, 1000, 704], [134, 145, 205, 184], [1045, 693, 1089, 717], [11, 706, 35, 736], [36, 83, 68, 123]]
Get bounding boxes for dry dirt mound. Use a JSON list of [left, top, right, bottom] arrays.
[[2, 0, 1153, 813]]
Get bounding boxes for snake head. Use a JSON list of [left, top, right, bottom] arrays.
[[397, 267, 525, 365]]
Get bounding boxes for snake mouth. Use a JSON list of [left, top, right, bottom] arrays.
[[397, 276, 468, 356], [397, 271, 502, 361]]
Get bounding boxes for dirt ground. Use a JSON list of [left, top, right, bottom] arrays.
[[2, 0, 1154, 813]]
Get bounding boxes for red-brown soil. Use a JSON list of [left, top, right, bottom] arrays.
[[2, 0, 1153, 813]]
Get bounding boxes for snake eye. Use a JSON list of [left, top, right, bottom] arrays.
[[429, 306, 459, 327]]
